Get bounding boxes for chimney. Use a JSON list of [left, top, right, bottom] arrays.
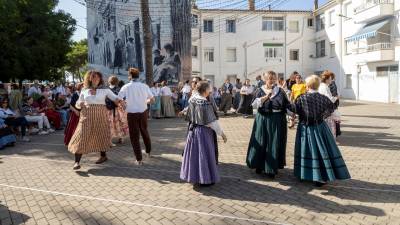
[[248, 0, 255, 11], [314, 0, 318, 10]]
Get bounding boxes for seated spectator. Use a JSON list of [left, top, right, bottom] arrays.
[[0, 83, 7, 100], [42, 85, 53, 101], [22, 97, 54, 135], [0, 99, 30, 142], [54, 93, 69, 127], [34, 96, 62, 130], [0, 118, 16, 150], [9, 84, 23, 111]]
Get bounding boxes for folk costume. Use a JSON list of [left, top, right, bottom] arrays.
[[180, 94, 224, 185], [289, 91, 350, 183], [246, 86, 289, 176], [64, 91, 80, 145], [219, 82, 233, 114]]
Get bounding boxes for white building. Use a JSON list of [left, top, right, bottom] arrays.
[[192, 0, 400, 104]]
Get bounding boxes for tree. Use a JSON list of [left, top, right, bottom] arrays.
[[65, 39, 88, 82], [0, 0, 76, 83], [141, 0, 153, 85]]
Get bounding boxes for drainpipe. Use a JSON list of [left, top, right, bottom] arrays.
[[284, 15, 287, 77], [338, 0, 343, 94], [199, 11, 203, 78]]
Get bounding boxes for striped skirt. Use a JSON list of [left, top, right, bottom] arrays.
[[68, 105, 112, 155]]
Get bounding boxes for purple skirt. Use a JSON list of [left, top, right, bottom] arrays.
[[180, 125, 220, 184]]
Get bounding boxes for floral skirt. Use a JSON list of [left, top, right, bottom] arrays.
[[109, 107, 129, 139]]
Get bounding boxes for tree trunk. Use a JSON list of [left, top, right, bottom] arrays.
[[141, 0, 153, 85]]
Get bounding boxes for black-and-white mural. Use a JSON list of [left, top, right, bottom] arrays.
[[86, 0, 191, 84]]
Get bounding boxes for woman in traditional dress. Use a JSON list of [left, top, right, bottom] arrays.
[[237, 79, 254, 118], [0, 118, 16, 150], [289, 75, 350, 187], [180, 81, 227, 187], [68, 71, 122, 170], [246, 71, 289, 178], [318, 72, 339, 138], [64, 83, 83, 146], [233, 79, 242, 112], [160, 81, 175, 118], [150, 82, 161, 119], [106, 76, 128, 144]]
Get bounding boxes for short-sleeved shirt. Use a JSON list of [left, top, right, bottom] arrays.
[[291, 83, 307, 100], [119, 81, 153, 113]]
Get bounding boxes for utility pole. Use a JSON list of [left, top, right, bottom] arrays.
[[141, 0, 153, 85]]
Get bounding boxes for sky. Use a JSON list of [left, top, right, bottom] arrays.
[[56, 0, 329, 41]]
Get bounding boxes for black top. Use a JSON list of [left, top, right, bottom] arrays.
[[70, 92, 80, 111], [105, 86, 120, 110], [253, 87, 290, 115], [288, 92, 335, 125], [186, 96, 217, 126], [329, 81, 338, 97], [286, 79, 296, 91]]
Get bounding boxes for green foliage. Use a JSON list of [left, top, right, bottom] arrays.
[[0, 0, 76, 82], [65, 39, 88, 82]]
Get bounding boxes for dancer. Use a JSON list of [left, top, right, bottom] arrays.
[[219, 78, 233, 115], [180, 81, 227, 187], [64, 83, 83, 146], [246, 71, 289, 178], [232, 79, 242, 112], [106, 75, 128, 144], [160, 81, 175, 118], [319, 72, 339, 138], [150, 83, 161, 119], [68, 71, 122, 170], [237, 79, 254, 118], [289, 75, 350, 186], [118, 68, 154, 165]]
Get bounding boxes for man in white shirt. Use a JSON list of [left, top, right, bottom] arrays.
[[118, 68, 155, 165], [28, 81, 42, 97]]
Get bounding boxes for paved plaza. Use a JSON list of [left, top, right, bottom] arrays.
[[0, 101, 399, 225]]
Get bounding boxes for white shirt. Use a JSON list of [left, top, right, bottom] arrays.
[[28, 86, 41, 97], [240, 85, 254, 95], [181, 84, 191, 94], [160, 86, 172, 96], [0, 108, 16, 119], [318, 83, 337, 103], [150, 87, 161, 97], [119, 81, 153, 113], [76, 88, 119, 108], [56, 86, 67, 95]]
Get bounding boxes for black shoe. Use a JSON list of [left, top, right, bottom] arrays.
[[199, 183, 215, 187], [266, 173, 276, 179], [255, 169, 263, 174], [95, 156, 108, 164], [315, 182, 326, 187]]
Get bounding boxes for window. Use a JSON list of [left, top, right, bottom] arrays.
[[316, 15, 325, 32], [262, 17, 284, 31], [204, 48, 214, 62], [191, 14, 199, 28], [226, 48, 237, 62], [289, 21, 299, 33], [264, 43, 284, 58], [307, 18, 314, 27], [345, 74, 352, 89], [203, 20, 213, 32], [330, 42, 335, 57], [345, 41, 354, 55], [226, 20, 236, 33], [290, 49, 299, 61], [377, 66, 399, 77], [316, 40, 326, 58], [329, 11, 335, 26], [192, 45, 198, 58], [344, 2, 352, 19]]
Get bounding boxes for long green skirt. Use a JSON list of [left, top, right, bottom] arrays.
[[294, 122, 351, 182], [246, 112, 287, 174]]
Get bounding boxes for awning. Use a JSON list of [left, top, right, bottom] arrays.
[[345, 18, 391, 42]]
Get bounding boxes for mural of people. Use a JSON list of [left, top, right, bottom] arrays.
[[126, 37, 136, 69], [153, 43, 181, 84], [113, 38, 124, 75]]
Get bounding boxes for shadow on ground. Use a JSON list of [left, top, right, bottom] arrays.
[[0, 203, 30, 224]]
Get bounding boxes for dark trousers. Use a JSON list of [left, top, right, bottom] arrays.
[[5, 117, 28, 136], [127, 111, 151, 161]]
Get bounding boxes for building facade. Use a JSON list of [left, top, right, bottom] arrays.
[[192, 0, 400, 104]]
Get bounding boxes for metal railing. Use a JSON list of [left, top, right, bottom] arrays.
[[354, 0, 393, 14], [354, 42, 392, 54]]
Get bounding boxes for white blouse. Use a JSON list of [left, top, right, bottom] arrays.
[[240, 85, 254, 95], [76, 88, 119, 108], [318, 83, 337, 103]]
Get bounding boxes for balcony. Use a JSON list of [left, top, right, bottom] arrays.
[[354, 0, 394, 23], [354, 42, 394, 63]]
